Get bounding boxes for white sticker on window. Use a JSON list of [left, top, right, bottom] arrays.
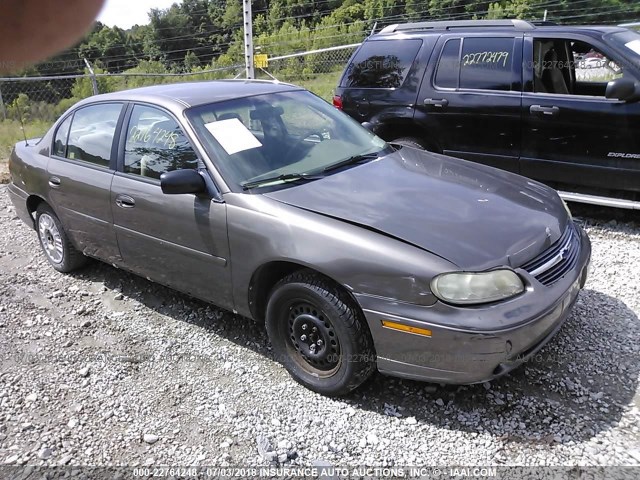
[[204, 118, 262, 155], [625, 39, 640, 56]]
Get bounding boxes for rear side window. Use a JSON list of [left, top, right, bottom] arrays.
[[341, 39, 422, 88], [52, 115, 72, 157], [435, 39, 462, 88], [459, 37, 516, 91], [66, 103, 122, 167]]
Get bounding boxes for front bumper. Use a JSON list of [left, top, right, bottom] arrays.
[[357, 223, 591, 384]]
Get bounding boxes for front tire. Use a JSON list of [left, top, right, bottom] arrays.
[[35, 204, 87, 273], [265, 271, 376, 396]]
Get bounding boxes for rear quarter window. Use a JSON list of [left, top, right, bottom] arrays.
[[341, 39, 422, 88]]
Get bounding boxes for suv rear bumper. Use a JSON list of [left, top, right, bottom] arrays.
[[358, 225, 591, 384]]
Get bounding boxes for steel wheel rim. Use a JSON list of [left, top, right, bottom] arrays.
[[38, 214, 64, 264], [286, 301, 341, 377]]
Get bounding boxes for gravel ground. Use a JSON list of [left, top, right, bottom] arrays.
[[0, 185, 639, 469]]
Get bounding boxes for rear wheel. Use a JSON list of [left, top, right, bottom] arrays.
[[265, 271, 376, 396], [35, 204, 87, 273]]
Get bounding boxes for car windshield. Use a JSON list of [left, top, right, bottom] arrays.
[[186, 90, 388, 189], [609, 30, 640, 60]]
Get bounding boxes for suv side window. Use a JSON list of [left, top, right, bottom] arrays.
[[533, 38, 624, 96], [459, 37, 516, 91], [435, 38, 462, 88], [124, 105, 199, 180], [341, 39, 422, 88], [66, 103, 122, 167]]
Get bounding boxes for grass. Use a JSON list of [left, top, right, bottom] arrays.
[[0, 71, 343, 183], [0, 119, 50, 183]]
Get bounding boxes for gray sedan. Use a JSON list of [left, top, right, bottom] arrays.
[[7, 81, 591, 396]]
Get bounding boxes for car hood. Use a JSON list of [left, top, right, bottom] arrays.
[[263, 148, 568, 270]]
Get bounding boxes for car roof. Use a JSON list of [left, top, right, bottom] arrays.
[[75, 80, 304, 111]]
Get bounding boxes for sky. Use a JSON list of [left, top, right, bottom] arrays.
[[97, 0, 182, 29]]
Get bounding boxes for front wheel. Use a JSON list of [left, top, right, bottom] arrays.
[[35, 204, 88, 273], [265, 271, 376, 396]]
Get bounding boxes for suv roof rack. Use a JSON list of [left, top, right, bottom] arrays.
[[379, 19, 536, 34]]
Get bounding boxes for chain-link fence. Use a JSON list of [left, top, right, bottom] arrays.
[[0, 44, 360, 160], [257, 44, 360, 100], [0, 65, 243, 123]]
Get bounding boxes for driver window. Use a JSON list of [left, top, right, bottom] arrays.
[[123, 105, 199, 180], [533, 38, 624, 96]]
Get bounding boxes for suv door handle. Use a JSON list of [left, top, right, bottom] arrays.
[[48, 177, 61, 189], [424, 98, 449, 108], [530, 105, 560, 116], [115, 194, 135, 209]]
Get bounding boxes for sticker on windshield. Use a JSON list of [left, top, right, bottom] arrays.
[[625, 39, 640, 56], [204, 118, 262, 155]]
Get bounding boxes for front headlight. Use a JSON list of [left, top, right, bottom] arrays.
[[431, 269, 524, 305]]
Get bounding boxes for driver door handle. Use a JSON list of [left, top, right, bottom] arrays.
[[115, 194, 135, 209], [530, 105, 560, 116], [424, 98, 449, 108]]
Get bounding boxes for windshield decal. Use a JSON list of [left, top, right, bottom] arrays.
[[204, 118, 262, 155], [624, 39, 640, 56]]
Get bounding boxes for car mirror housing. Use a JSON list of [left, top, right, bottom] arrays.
[[160, 169, 206, 195], [605, 77, 640, 102]]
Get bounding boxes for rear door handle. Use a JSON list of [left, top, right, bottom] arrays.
[[115, 194, 135, 209], [48, 177, 61, 189], [530, 105, 560, 116], [423, 98, 449, 108]]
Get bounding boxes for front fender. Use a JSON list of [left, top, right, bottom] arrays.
[[225, 194, 456, 319]]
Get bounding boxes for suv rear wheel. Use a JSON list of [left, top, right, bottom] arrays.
[[393, 137, 426, 150]]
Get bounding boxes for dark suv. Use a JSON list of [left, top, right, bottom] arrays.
[[334, 20, 640, 208]]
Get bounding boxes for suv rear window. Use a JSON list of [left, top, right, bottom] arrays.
[[341, 39, 422, 88]]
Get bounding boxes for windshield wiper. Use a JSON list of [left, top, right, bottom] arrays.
[[322, 152, 381, 173], [242, 172, 324, 190]]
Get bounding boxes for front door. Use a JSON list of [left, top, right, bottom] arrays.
[[47, 102, 124, 263], [415, 34, 523, 172], [110, 104, 232, 309], [520, 34, 640, 192]]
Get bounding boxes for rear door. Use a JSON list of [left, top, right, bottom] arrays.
[[47, 102, 124, 263], [415, 34, 523, 172], [520, 33, 640, 192], [110, 103, 232, 308]]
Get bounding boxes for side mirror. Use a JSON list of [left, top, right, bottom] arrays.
[[605, 77, 639, 102], [361, 121, 375, 132], [160, 169, 206, 195]]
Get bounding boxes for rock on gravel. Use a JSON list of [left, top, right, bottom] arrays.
[[0, 185, 639, 467]]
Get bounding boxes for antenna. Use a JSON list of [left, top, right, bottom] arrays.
[[16, 98, 28, 146], [370, 21, 378, 36]]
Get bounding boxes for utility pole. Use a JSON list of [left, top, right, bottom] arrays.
[[242, 0, 254, 79]]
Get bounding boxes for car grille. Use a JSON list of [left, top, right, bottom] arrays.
[[520, 224, 580, 286]]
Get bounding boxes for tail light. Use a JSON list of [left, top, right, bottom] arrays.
[[332, 95, 343, 110]]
